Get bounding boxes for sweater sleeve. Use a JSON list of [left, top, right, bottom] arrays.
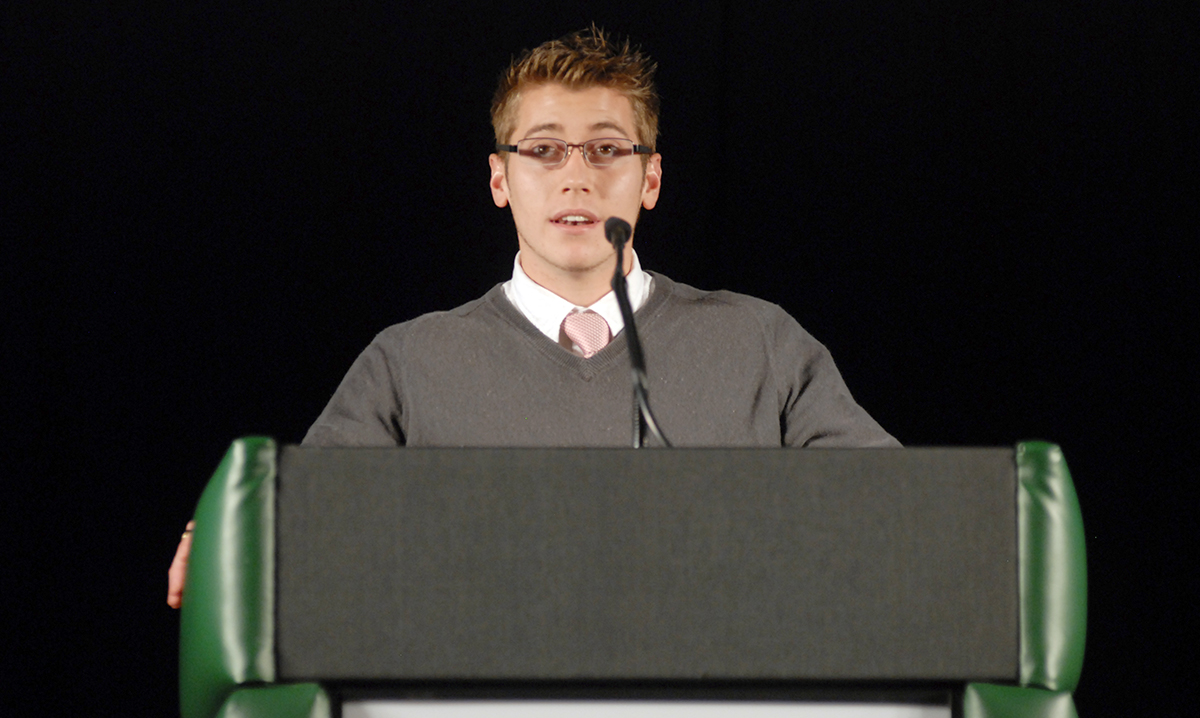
[[302, 333, 406, 447], [767, 309, 900, 448]]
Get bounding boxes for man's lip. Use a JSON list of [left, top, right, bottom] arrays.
[[550, 210, 600, 224]]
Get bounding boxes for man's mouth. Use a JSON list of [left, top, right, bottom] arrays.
[[551, 211, 599, 227]]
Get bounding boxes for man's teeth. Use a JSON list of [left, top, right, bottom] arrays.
[[557, 216, 593, 225]]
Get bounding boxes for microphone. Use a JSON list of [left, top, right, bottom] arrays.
[[604, 216, 632, 250], [604, 216, 671, 448]]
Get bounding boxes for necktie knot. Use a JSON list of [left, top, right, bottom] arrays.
[[561, 310, 611, 358]]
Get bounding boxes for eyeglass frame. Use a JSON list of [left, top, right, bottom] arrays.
[[496, 137, 653, 169]]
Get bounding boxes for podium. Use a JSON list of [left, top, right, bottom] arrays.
[[179, 440, 1085, 718]]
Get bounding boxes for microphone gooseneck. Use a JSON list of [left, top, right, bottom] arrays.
[[604, 216, 671, 448]]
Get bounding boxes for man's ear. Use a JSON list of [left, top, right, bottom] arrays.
[[489, 154, 509, 208], [641, 153, 663, 210]]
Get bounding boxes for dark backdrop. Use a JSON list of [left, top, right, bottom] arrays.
[[5, 1, 1194, 715]]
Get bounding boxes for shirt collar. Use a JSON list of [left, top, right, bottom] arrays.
[[502, 251, 654, 343]]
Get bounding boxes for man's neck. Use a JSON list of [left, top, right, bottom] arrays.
[[520, 249, 633, 306]]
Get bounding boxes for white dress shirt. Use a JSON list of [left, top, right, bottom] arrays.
[[502, 251, 654, 355]]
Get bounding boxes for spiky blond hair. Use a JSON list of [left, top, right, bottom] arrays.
[[491, 26, 660, 150]]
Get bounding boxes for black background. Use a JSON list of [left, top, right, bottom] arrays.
[[4, 1, 1194, 715]]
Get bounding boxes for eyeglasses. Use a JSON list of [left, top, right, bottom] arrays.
[[496, 137, 652, 169]]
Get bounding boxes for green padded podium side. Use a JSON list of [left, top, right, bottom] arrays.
[[216, 684, 331, 718], [963, 683, 1079, 718], [180, 437, 278, 718], [1017, 442, 1087, 691]]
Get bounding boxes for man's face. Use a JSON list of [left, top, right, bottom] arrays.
[[489, 83, 662, 290]]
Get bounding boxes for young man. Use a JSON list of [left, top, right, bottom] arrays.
[[168, 28, 896, 607], [301, 28, 896, 449]]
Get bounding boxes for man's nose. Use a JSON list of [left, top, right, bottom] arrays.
[[558, 148, 593, 192]]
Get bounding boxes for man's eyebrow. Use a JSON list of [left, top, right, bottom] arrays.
[[521, 121, 633, 138], [523, 123, 563, 137], [589, 121, 631, 136]]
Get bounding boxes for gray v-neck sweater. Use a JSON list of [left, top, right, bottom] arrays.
[[303, 273, 898, 448]]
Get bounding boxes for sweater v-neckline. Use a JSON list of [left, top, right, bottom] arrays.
[[486, 273, 674, 378]]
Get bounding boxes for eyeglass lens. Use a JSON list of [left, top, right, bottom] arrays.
[[517, 139, 636, 167]]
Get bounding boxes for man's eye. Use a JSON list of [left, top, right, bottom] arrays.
[[530, 143, 560, 157], [590, 143, 620, 157]]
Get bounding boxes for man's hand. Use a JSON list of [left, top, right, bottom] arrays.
[[167, 521, 195, 609]]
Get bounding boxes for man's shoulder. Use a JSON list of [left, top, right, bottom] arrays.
[[650, 272, 800, 330], [371, 284, 511, 346], [378, 292, 496, 329]]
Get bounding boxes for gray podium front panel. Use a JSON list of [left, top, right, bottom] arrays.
[[275, 448, 1017, 683]]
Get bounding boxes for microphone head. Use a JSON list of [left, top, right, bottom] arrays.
[[604, 216, 632, 248]]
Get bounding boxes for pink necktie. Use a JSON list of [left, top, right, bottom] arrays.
[[561, 310, 612, 358]]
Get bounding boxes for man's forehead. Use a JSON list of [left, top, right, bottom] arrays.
[[513, 85, 637, 139]]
